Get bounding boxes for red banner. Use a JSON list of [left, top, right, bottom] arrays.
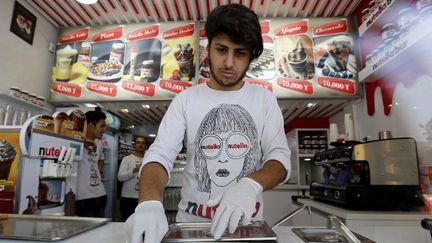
[[122, 81, 156, 96], [58, 28, 89, 44], [160, 80, 192, 93], [277, 78, 313, 94], [163, 23, 195, 39], [318, 77, 355, 94], [92, 26, 123, 42], [245, 79, 273, 92], [51, 82, 82, 97], [314, 19, 347, 36], [127, 25, 159, 41], [86, 81, 117, 97], [274, 20, 308, 36]]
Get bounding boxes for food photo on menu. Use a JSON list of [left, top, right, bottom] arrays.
[[160, 37, 197, 81], [52, 43, 88, 85], [88, 40, 125, 83], [275, 35, 315, 80], [314, 34, 358, 79], [122, 39, 161, 83], [246, 39, 276, 81]]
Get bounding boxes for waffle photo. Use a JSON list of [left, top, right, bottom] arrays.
[[9, 1, 36, 45]]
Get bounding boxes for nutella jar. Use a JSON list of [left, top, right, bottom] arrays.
[[384, 38, 394, 58], [362, 8, 370, 23], [366, 54, 373, 67], [398, 8, 415, 32], [9, 87, 21, 98], [381, 23, 397, 41], [377, 44, 386, 62], [109, 42, 125, 64], [371, 49, 379, 65], [140, 60, 154, 82], [29, 93, 38, 105], [20, 90, 30, 102], [78, 41, 91, 66], [37, 96, 45, 107]]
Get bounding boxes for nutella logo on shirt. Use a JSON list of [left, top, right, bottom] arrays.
[[185, 201, 260, 219]]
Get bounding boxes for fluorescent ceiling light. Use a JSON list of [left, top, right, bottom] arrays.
[[142, 104, 150, 109], [84, 103, 97, 107], [149, 134, 156, 137], [120, 108, 129, 113], [307, 102, 317, 108], [76, 0, 98, 4]]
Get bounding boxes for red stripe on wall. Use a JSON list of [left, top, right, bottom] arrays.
[[64, 0, 87, 23], [119, 0, 128, 11], [249, 0, 253, 8], [302, 0, 310, 11], [292, 0, 298, 8], [42, 0, 71, 26], [162, 0, 172, 20], [53, 0, 79, 25], [98, 1, 108, 13], [173, 0, 182, 20], [195, 0, 201, 20], [152, 0, 161, 19], [140, 0, 151, 16], [318, 0, 330, 16], [90, 5, 101, 16], [31, 0, 61, 26], [311, 0, 320, 15], [129, 0, 139, 15], [184, 0, 192, 20], [341, 0, 354, 15], [329, 0, 342, 16], [107, 0, 116, 9], [76, 1, 95, 20], [206, 0, 211, 16]]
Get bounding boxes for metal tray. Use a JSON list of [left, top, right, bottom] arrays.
[[162, 221, 277, 242], [0, 214, 109, 241], [292, 228, 376, 243]]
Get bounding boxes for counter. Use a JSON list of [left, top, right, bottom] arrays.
[[0, 222, 430, 243]]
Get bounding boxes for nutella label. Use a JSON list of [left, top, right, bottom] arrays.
[[86, 81, 117, 97], [122, 81, 155, 96], [163, 23, 195, 39], [160, 80, 192, 93], [92, 26, 123, 42], [275, 20, 308, 36], [127, 25, 160, 41], [260, 21, 270, 34], [245, 79, 273, 92], [58, 28, 89, 44], [318, 77, 355, 94], [277, 78, 314, 94], [314, 19, 347, 36], [51, 82, 82, 97]]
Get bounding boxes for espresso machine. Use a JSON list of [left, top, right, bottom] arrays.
[[310, 138, 424, 210]]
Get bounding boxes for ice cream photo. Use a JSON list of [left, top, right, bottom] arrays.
[[0, 139, 17, 180]]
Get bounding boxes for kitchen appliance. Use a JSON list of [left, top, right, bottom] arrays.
[[310, 138, 424, 210]]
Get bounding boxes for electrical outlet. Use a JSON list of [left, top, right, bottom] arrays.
[[48, 42, 56, 53]]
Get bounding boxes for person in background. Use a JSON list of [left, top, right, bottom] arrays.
[[117, 136, 147, 222], [126, 4, 291, 243], [75, 107, 107, 217]]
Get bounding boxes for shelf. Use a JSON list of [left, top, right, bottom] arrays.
[[359, 17, 432, 83], [358, 0, 408, 37], [0, 93, 51, 111]]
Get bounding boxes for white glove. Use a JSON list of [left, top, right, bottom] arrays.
[[125, 200, 168, 243], [206, 177, 263, 239]]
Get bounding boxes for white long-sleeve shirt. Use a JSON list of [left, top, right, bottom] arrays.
[[117, 154, 142, 199]]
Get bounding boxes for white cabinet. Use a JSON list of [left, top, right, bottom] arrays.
[[285, 129, 328, 187]]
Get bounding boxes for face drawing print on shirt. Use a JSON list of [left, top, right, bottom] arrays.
[[194, 104, 259, 200]]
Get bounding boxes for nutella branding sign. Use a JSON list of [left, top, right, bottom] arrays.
[[260, 21, 270, 34], [92, 26, 123, 42], [58, 28, 89, 44], [127, 25, 159, 41], [314, 19, 347, 36], [163, 23, 195, 39], [275, 20, 308, 36]]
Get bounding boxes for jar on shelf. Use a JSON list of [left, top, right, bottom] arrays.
[[298, 144, 305, 154], [36, 96, 45, 107], [361, 8, 370, 23], [302, 136, 311, 145], [29, 93, 38, 105], [417, 0, 432, 12], [311, 135, 319, 144], [304, 144, 312, 154], [398, 8, 415, 32], [381, 23, 397, 42], [319, 136, 327, 144], [20, 90, 30, 102], [420, 5, 432, 22], [9, 87, 21, 97], [369, 0, 377, 15]]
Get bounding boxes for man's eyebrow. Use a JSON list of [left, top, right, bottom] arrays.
[[214, 43, 249, 52]]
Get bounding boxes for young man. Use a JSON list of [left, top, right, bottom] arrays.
[[126, 4, 291, 243], [75, 107, 107, 217], [117, 136, 147, 221]]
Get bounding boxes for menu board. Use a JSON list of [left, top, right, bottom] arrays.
[[49, 18, 360, 102]]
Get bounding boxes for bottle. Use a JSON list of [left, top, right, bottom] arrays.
[[64, 189, 75, 216], [109, 42, 125, 64], [78, 41, 91, 67], [128, 42, 139, 81]]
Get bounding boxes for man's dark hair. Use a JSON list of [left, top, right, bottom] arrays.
[[205, 4, 263, 60], [85, 107, 106, 125], [133, 136, 147, 144]]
